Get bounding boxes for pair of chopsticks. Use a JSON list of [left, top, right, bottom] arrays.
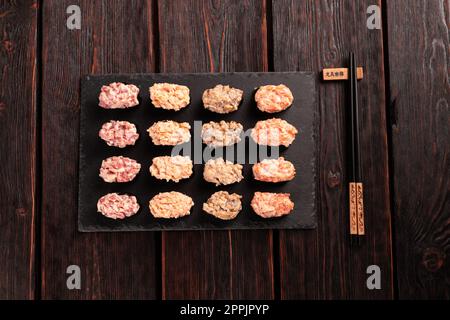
[[348, 52, 365, 244]]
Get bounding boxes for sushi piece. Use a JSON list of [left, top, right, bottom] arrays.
[[251, 118, 298, 147], [251, 192, 294, 218], [97, 193, 140, 220], [203, 191, 242, 220], [149, 83, 190, 111], [252, 157, 296, 183], [202, 84, 243, 114], [149, 192, 194, 218], [99, 156, 141, 183], [201, 121, 243, 147], [98, 82, 139, 109], [147, 120, 191, 146], [149, 155, 193, 182], [99, 120, 139, 148], [254, 84, 294, 113], [203, 158, 243, 186]]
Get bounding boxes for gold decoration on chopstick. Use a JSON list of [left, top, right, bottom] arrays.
[[349, 182, 358, 235], [356, 182, 365, 236]]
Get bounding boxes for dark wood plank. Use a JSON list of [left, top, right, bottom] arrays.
[[158, 0, 274, 299], [272, 0, 394, 299], [0, 0, 37, 300], [41, 0, 158, 299], [386, 0, 449, 299]]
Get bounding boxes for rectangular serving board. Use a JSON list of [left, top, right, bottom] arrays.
[[79, 72, 317, 231]]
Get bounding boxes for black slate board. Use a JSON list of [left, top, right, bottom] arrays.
[[78, 72, 317, 231]]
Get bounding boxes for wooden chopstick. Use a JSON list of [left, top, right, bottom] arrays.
[[349, 52, 365, 243], [351, 54, 365, 239], [349, 53, 359, 243]]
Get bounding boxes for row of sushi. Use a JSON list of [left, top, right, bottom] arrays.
[[99, 156, 295, 185], [99, 118, 298, 148], [98, 191, 294, 221], [99, 82, 294, 114]]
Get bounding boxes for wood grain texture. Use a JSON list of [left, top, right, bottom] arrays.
[[41, 0, 158, 299], [0, 0, 37, 300], [386, 0, 449, 299], [272, 0, 393, 299], [158, 0, 274, 299]]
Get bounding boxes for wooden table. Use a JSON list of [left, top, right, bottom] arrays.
[[0, 0, 448, 300]]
